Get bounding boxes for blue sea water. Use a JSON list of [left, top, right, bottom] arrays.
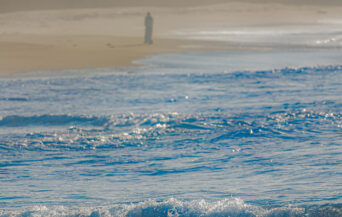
[[1, 50, 342, 216]]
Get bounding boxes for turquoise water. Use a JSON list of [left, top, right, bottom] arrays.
[[1, 50, 342, 216]]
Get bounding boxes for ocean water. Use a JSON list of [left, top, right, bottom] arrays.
[[1, 49, 342, 216]]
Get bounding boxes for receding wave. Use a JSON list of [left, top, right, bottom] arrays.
[[1, 198, 342, 217]]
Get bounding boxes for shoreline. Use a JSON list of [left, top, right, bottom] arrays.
[[0, 34, 246, 75], [2, 32, 341, 76]]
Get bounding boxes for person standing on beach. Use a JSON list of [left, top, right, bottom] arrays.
[[144, 12, 153, 45]]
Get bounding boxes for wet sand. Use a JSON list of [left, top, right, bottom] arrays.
[[0, 34, 238, 74]]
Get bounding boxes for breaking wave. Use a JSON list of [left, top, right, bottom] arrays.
[[1, 198, 342, 217]]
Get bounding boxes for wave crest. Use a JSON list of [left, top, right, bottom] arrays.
[[0, 198, 305, 217], [2, 198, 342, 217]]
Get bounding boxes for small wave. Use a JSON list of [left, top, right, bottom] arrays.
[[0, 114, 109, 127], [1, 198, 342, 217], [229, 65, 342, 80], [0, 97, 29, 102]]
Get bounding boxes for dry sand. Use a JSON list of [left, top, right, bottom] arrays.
[[1, 2, 341, 75]]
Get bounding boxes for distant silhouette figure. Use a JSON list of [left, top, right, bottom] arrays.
[[144, 12, 153, 45]]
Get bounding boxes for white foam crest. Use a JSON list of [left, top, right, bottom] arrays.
[[315, 35, 342, 46], [0, 198, 311, 217], [172, 28, 322, 38], [169, 26, 342, 48]]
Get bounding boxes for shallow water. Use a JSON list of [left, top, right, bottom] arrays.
[[1, 50, 342, 216]]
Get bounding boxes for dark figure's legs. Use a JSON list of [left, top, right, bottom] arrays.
[[145, 28, 153, 44]]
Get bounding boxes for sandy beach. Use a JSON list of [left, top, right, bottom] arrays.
[[1, 1, 342, 75], [0, 35, 225, 74]]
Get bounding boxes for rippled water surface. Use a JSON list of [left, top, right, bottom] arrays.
[[1, 50, 342, 216]]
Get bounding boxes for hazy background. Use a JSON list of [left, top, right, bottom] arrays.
[[1, 0, 342, 13], [1, 0, 342, 75]]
